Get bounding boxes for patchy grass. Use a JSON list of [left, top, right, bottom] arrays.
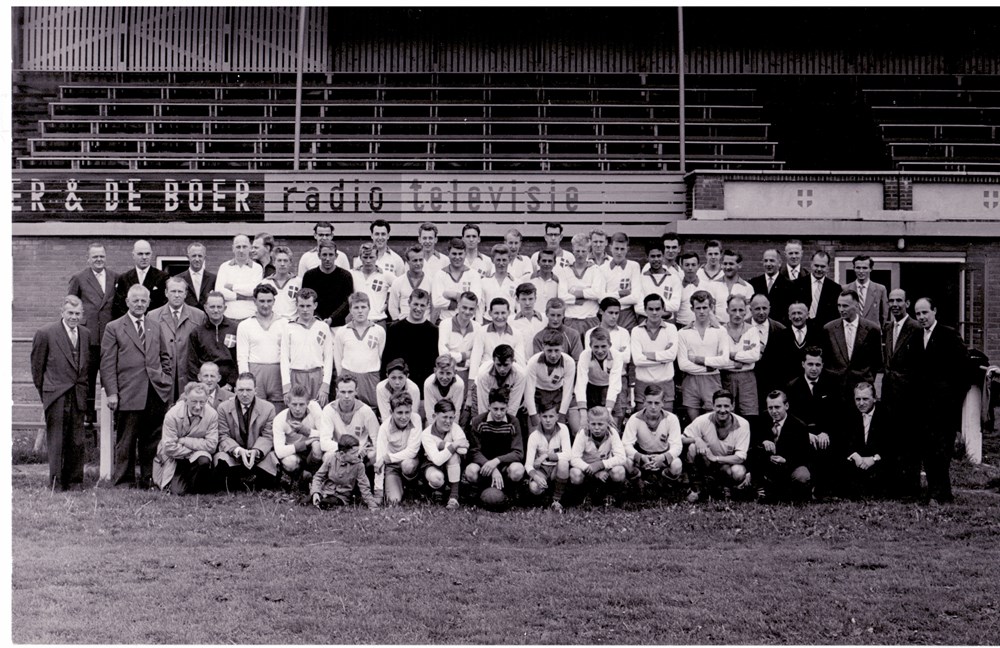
[[11, 467, 1000, 645]]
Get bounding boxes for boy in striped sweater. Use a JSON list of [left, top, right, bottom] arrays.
[[464, 388, 525, 499], [524, 405, 573, 511]]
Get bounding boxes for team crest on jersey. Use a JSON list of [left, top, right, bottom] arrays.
[[461, 281, 471, 291], [659, 432, 669, 444], [663, 286, 674, 300], [370, 278, 385, 293], [316, 330, 327, 346], [286, 284, 300, 300], [619, 278, 631, 291], [380, 261, 397, 275], [366, 334, 379, 349], [558, 257, 572, 268], [742, 339, 758, 351], [224, 334, 237, 348]]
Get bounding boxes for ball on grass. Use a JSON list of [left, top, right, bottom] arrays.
[[479, 487, 509, 511]]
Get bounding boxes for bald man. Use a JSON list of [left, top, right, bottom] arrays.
[[215, 234, 264, 321], [112, 239, 169, 319]]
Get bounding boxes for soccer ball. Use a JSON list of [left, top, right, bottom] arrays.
[[478, 487, 509, 512]]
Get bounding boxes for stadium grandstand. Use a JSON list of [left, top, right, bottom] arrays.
[[11, 6, 1000, 436]]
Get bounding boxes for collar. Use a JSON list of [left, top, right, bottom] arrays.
[[487, 413, 507, 423], [189, 267, 203, 276], [925, 322, 937, 336], [844, 317, 858, 327], [92, 268, 105, 276], [227, 259, 254, 268], [642, 267, 667, 276], [814, 276, 824, 284], [185, 404, 203, 421], [514, 311, 543, 321], [288, 317, 317, 329], [772, 416, 785, 432], [63, 321, 78, 337], [128, 313, 144, 326], [529, 271, 557, 282], [240, 398, 256, 414], [894, 315, 909, 326], [787, 265, 800, 274], [487, 322, 514, 336], [450, 316, 474, 334], [608, 258, 628, 270], [862, 408, 874, 421], [135, 266, 149, 277], [682, 277, 699, 287]]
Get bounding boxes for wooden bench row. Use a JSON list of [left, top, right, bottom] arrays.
[[870, 105, 1000, 125], [888, 140, 1000, 160], [878, 123, 999, 143]]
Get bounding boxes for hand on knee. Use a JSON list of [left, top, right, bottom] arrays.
[[528, 478, 546, 496]]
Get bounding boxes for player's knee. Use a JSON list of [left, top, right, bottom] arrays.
[[729, 464, 747, 483], [791, 466, 811, 484], [280, 455, 300, 473], [667, 457, 683, 476], [609, 466, 626, 483], [425, 468, 445, 490], [401, 458, 419, 477], [507, 462, 525, 483], [464, 463, 481, 482], [686, 444, 698, 462], [569, 467, 585, 485]]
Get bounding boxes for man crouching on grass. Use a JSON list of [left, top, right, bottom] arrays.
[[464, 388, 526, 502], [153, 381, 218, 495], [682, 389, 751, 502], [310, 434, 379, 510], [568, 406, 627, 507]]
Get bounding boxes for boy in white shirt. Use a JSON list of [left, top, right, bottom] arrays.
[[356, 219, 405, 278], [468, 298, 526, 382], [481, 243, 518, 321], [279, 288, 333, 407], [524, 406, 573, 511], [420, 399, 469, 509], [528, 248, 571, 309], [375, 391, 423, 506], [676, 252, 728, 326], [504, 228, 533, 282], [416, 222, 449, 276], [636, 242, 682, 323], [510, 282, 546, 341], [718, 294, 762, 418], [262, 245, 302, 320], [432, 237, 484, 321], [388, 245, 434, 322], [622, 385, 683, 491], [558, 232, 605, 337], [524, 328, 579, 434], [574, 327, 625, 425], [271, 385, 323, 483], [351, 242, 391, 327], [423, 354, 465, 422], [599, 232, 643, 330], [333, 292, 386, 409], [677, 289, 732, 423], [319, 375, 380, 470], [631, 294, 679, 411], [437, 291, 479, 386], [568, 406, 627, 506], [682, 389, 751, 502], [584, 297, 632, 418]]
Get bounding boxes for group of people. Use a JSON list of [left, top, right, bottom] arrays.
[[30, 223, 972, 510]]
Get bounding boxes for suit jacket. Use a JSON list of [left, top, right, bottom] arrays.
[[845, 280, 889, 328], [148, 304, 207, 396], [30, 321, 91, 411], [822, 317, 883, 393], [749, 274, 797, 324], [112, 267, 169, 319], [776, 322, 824, 381], [881, 315, 923, 411], [759, 413, 812, 469], [177, 268, 217, 310], [843, 405, 891, 461], [216, 397, 278, 475], [100, 313, 173, 410], [208, 385, 235, 411], [785, 371, 840, 434], [914, 324, 968, 408], [753, 318, 792, 399], [68, 268, 118, 346], [794, 275, 842, 326]]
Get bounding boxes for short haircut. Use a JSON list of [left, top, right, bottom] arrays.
[[537, 248, 556, 259], [390, 392, 414, 411], [765, 390, 788, 404], [236, 371, 257, 385], [487, 388, 509, 405], [297, 288, 318, 303], [87, 241, 106, 254], [406, 244, 424, 260], [598, 296, 621, 313], [337, 374, 357, 387], [545, 297, 566, 311], [385, 358, 409, 375], [318, 240, 337, 254], [198, 361, 219, 375], [609, 232, 629, 245], [289, 385, 310, 401], [348, 292, 370, 306], [570, 232, 589, 248], [254, 232, 274, 250], [434, 354, 456, 369], [545, 222, 563, 233], [127, 284, 150, 300], [643, 384, 665, 399], [803, 345, 824, 360], [370, 219, 390, 234], [489, 297, 509, 312], [662, 233, 681, 245], [358, 242, 376, 257], [854, 382, 876, 398], [515, 282, 536, 298], [589, 327, 611, 345], [338, 434, 359, 450], [643, 293, 664, 309], [434, 399, 457, 415], [840, 289, 860, 303], [785, 238, 802, 248], [505, 228, 523, 240], [462, 223, 481, 237], [490, 243, 510, 258], [812, 250, 830, 263], [63, 295, 83, 309], [492, 344, 515, 362], [272, 245, 292, 259], [165, 276, 188, 291], [712, 388, 734, 403], [589, 228, 607, 239], [183, 381, 209, 398], [205, 290, 226, 303], [689, 289, 714, 307], [540, 328, 564, 347], [722, 249, 743, 263], [253, 283, 277, 299], [917, 296, 937, 310], [186, 242, 205, 255], [852, 254, 874, 268], [409, 288, 430, 303], [704, 239, 722, 252], [448, 237, 465, 252], [418, 222, 438, 236], [588, 406, 610, 423], [726, 294, 748, 308], [679, 251, 700, 265], [645, 240, 663, 254], [313, 221, 333, 234], [458, 291, 479, 304]]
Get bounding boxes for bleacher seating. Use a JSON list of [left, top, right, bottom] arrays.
[[17, 73, 783, 172], [865, 77, 1000, 172]]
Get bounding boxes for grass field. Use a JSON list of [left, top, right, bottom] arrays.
[[11, 460, 1000, 645]]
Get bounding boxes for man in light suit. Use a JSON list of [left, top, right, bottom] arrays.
[[30, 296, 92, 490], [112, 239, 169, 319], [148, 276, 206, 402], [68, 242, 118, 425], [101, 284, 173, 488], [215, 372, 279, 491], [793, 250, 842, 327], [177, 242, 216, 310], [822, 289, 883, 405], [845, 255, 888, 328], [153, 381, 219, 495], [881, 289, 924, 497], [913, 297, 968, 504]]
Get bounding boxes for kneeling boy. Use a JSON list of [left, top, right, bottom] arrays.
[[568, 406, 627, 505], [524, 405, 572, 511], [465, 388, 526, 498]]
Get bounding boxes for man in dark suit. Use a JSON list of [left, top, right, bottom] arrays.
[[794, 250, 841, 327], [176, 242, 216, 310], [822, 289, 883, 403], [778, 239, 805, 282], [214, 372, 279, 491], [112, 239, 169, 319], [748, 294, 792, 412], [785, 301, 824, 374], [882, 288, 924, 497], [753, 390, 813, 501], [845, 255, 889, 328], [67, 242, 118, 424], [913, 297, 969, 504], [749, 249, 796, 325], [841, 382, 891, 499], [147, 276, 206, 402], [101, 284, 173, 488], [30, 296, 92, 490]]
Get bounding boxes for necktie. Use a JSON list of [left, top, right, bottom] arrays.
[[137, 319, 145, 345], [807, 380, 815, 395], [858, 284, 867, 311], [766, 275, 774, 292], [772, 422, 781, 442], [790, 268, 798, 281], [893, 321, 901, 351], [795, 327, 805, 345], [863, 414, 871, 444], [173, 309, 181, 325], [69, 327, 78, 349], [810, 280, 821, 318], [845, 322, 855, 361]]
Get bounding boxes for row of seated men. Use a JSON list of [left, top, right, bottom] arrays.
[[50, 225, 969, 506]]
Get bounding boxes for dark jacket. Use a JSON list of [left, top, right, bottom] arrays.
[[188, 316, 239, 387]]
